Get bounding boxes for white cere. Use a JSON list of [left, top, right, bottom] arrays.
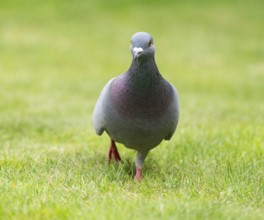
[[133, 47, 143, 53]]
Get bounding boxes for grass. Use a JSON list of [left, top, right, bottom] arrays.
[[0, 0, 263, 219]]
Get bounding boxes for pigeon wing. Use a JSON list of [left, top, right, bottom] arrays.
[[93, 78, 115, 135]]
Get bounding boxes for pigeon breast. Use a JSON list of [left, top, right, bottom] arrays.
[[110, 74, 173, 120]]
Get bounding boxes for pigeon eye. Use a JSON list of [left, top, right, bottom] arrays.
[[148, 40, 153, 47]]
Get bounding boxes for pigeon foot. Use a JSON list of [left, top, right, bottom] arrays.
[[108, 139, 121, 163], [133, 167, 142, 182]]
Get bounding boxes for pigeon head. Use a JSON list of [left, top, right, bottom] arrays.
[[130, 32, 155, 59]]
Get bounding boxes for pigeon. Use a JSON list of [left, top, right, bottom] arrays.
[[93, 32, 179, 181]]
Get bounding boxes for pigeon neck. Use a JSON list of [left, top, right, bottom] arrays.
[[128, 56, 162, 83]]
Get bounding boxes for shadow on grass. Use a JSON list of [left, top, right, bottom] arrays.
[[43, 150, 138, 183], [1, 145, 183, 186], [43, 149, 183, 184]]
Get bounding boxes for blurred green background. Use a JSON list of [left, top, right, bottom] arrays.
[[0, 0, 263, 219]]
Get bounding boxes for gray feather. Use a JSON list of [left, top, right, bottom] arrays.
[[93, 32, 179, 168]]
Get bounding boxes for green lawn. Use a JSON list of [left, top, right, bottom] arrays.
[[0, 0, 263, 219]]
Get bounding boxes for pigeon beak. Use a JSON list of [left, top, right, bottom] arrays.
[[133, 47, 143, 58]]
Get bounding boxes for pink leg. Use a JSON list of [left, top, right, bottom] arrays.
[[108, 139, 121, 163], [133, 151, 148, 182], [133, 167, 142, 182]]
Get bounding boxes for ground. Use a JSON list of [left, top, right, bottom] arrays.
[[0, 0, 263, 219]]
